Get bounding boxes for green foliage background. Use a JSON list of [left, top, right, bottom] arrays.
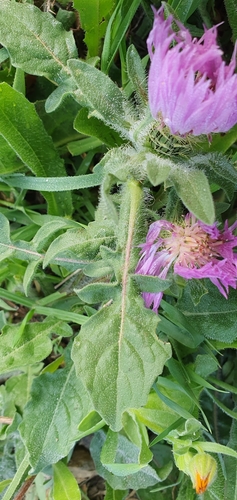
[[0, 0, 237, 499]]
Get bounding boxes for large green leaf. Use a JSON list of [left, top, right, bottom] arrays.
[[0, 0, 77, 84], [43, 222, 115, 268], [0, 213, 12, 261], [100, 429, 151, 475], [72, 180, 171, 430], [75, 282, 120, 304], [5, 371, 41, 415], [0, 83, 72, 215], [72, 281, 171, 431], [143, 153, 172, 187], [19, 362, 93, 473]]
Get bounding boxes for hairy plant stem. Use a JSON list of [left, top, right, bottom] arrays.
[[119, 179, 143, 348]]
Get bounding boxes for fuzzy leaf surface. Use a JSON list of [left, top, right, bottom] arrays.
[[72, 281, 171, 431], [0, 136, 25, 174], [144, 153, 172, 186], [43, 217, 115, 268], [90, 431, 160, 489], [126, 45, 147, 105], [19, 362, 93, 473], [0, 0, 76, 83], [170, 166, 215, 224], [68, 59, 131, 137], [191, 152, 237, 200], [0, 213, 12, 261]]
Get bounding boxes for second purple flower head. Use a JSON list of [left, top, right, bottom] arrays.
[[136, 214, 237, 313]]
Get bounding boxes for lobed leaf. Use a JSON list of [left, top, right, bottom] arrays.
[[43, 224, 115, 268]]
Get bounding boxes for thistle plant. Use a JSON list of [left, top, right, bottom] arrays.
[[0, 1, 237, 500]]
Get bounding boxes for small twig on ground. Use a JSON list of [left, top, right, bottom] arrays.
[[13, 476, 36, 500]]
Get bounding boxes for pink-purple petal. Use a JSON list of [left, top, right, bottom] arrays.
[[148, 7, 237, 136], [136, 214, 237, 313]]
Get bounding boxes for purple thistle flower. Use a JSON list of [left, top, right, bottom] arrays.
[[136, 214, 237, 313], [147, 7, 237, 136]]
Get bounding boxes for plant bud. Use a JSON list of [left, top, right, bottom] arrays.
[[188, 453, 217, 494]]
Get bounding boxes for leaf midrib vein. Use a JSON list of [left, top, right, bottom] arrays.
[[3, 6, 71, 80]]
